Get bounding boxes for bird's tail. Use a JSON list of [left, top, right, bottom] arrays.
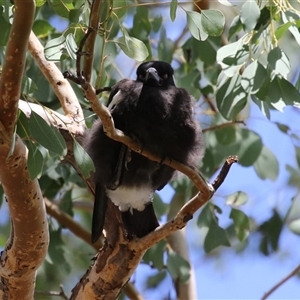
[[121, 203, 159, 238]]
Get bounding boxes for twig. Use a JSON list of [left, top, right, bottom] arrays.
[[202, 121, 245, 133], [261, 263, 300, 300], [35, 285, 68, 300], [212, 155, 238, 191]]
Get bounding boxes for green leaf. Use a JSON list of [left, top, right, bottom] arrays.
[[0, 7, 11, 46], [216, 40, 248, 76], [228, 15, 243, 40], [153, 193, 169, 219], [65, 33, 77, 60], [73, 140, 94, 179], [241, 61, 267, 94], [289, 219, 300, 235], [29, 111, 67, 156], [275, 22, 293, 41], [268, 76, 300, 105], [186, 11, 208, 41], [116, 36, 149, 61], [167, 251, 190, 283], [152, 15, 163, 32], [201, 9, 225, 36], [253, 146, 279, 181], [295, 146, 300, 168], [146, 271, 167, 288], [22, 76, 38, 95], [113, 0, 127, 18], [132, 6, 151, 39], [170, 0, 177, 22], [282, 12, 300, 46], [197, 203, 214, 228], [235, 129, 262, 166], [230, 208, 250, 241], [215, 126, 236, 145], [59, 189, 73, 218], [49, 0, 73, 18], [267, 47, 290, 78], [143, 240, 167, 270], [216, 73, 248, 120], [35, 0, 47, 7], [32, 19, 54, 38], [240, 0, 260, 33], [27, 141, 44, 180], [16, 110, 30, 139], [204, 219, 230, 253], [286, 164, 300, 187], [251, 95, 271, 119], [44, 35, 66, 61], [259, 210, 283, 255], [48, 228, 71, 274], [226, 191, 248, 206], [158, 26, 174, 63]]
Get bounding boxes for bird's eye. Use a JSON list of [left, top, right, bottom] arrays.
[[162, 74, 168, 79]]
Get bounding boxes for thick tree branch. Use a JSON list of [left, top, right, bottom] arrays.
[[82, 0, 102, 82], [45, 198, 143, 300], [0, 133, 48, 300], [27, 31, 84, 129], [0, 1, 35, 136], [0, 1, 49, 300]]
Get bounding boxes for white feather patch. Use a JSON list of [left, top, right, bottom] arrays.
[[106, 186, 153, 212], [108, 90, 123, 111]]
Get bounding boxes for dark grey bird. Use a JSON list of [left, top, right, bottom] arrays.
[[85, 61, 204, 243]]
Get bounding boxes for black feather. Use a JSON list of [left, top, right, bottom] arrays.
[[85, 61, 204, 242]]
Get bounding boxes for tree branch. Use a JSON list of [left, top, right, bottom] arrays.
[[261, 263, 300, 300], [0, 1, 49, 299], [27, 31, 84, 128], [82, 0, 102, 82]]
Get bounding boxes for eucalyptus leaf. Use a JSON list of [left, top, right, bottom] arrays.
[[253, 146, 279, 181], [167, 251, 191, 283], [73, 140, 94, 179], [27, 141, 44, 180], [44, 35, 66, 61], [240, 0, 260, 33], [226, 191, 248, 206], [29, 111, 67, 156], [116, 36, 149, 61], [267, 47, 290, 78], [170, 0, 177, 22], [230, 208, 250, 241], [201, 9, 225, 36], [204, 219, 230, 253], [241, 60, 267, 94], [143, 240, 167, 271], [186, 11, 208, 41], [216, 73, 248, 120]]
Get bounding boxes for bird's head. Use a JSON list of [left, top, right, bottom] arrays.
[[136, 61, 175, 87]]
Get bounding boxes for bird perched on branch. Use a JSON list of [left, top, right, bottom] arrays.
[[85, 61, 204, 243]]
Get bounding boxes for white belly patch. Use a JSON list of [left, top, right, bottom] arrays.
[[106, 186, 153, 212]]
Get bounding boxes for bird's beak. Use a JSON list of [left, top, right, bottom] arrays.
[[145, 67, 162, 85]]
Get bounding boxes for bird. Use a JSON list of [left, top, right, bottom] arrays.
[[85, 61, 204, 243]]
